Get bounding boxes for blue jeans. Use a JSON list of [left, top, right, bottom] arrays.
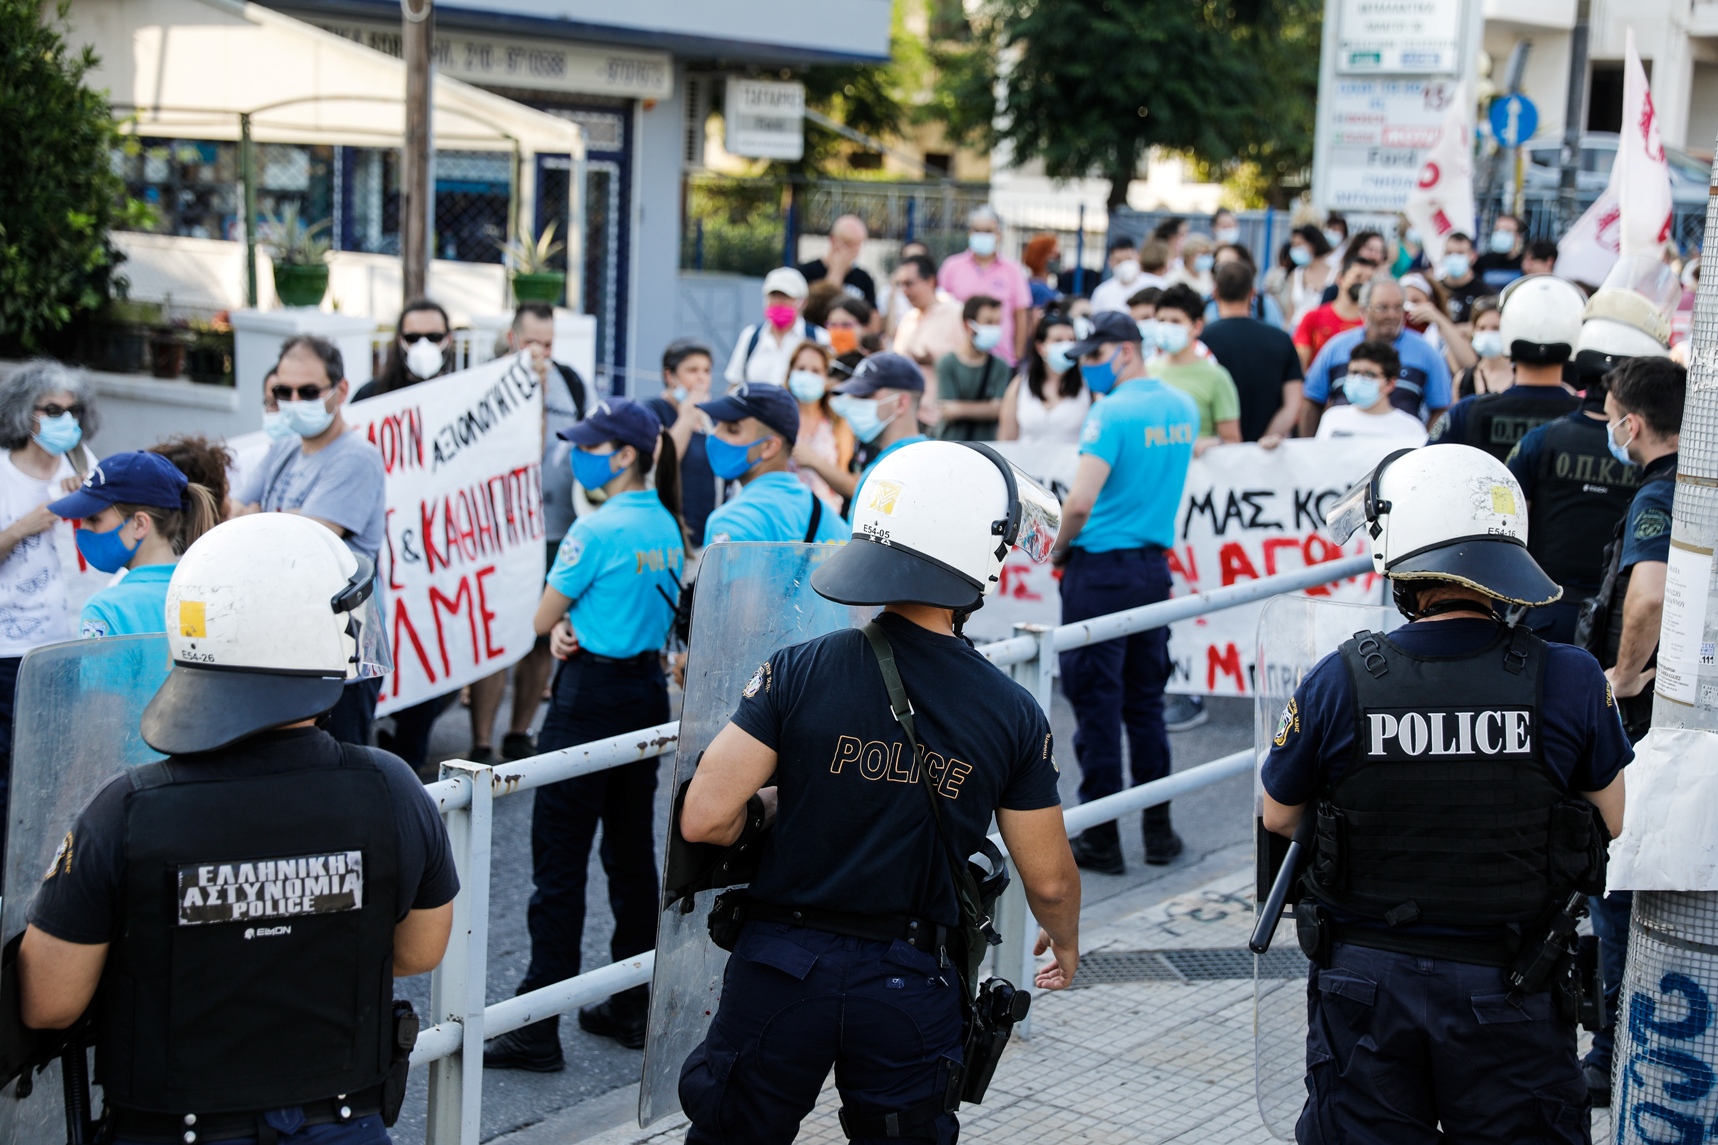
[[681, 923, 963, 1144], [518, 655, 668, 1004], [1298, 943, 1588, 1144], [1585, 890, 1634, 1070], [1057, 548, 1172, 806]]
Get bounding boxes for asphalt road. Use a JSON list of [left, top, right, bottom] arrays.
[[388, 678, 1258, 1144]]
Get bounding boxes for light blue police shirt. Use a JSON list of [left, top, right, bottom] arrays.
[[849, 434, 930, 521], [703, 472, 849, 546], [547, 489, 684, 658], [1074, 377, 1199, 552], [79, 565, 175, 639]]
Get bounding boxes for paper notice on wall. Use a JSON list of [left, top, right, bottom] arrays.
[[1655, 542, 1713, 706], [1609, 727, 1718, 891]]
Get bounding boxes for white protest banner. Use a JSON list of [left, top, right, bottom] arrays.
[[974, 439, 1398, 695], [231, 354, 546, 715]]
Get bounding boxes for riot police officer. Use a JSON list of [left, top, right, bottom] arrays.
[[697, 383, 849, 546], [17, 513, 457, 1145], [676, 440, 1081, 1143], [1263, 444, 1629, 1143], [1429, 274, 1583, 462]]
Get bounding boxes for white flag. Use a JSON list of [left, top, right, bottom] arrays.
[[1402, 95, 1476, 267], [1554, 27, 1671, 283]]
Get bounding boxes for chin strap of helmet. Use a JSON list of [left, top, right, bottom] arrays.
[[1393, 581, 1499, 622], [952, 606, 976, 644]]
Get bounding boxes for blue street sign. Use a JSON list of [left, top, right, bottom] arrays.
[[1488, 93, 1539, 148]]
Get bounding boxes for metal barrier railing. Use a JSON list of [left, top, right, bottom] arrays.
[[410, 553, 1373, 1143]]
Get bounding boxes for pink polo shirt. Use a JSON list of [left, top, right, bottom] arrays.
[[937, 250, 1033, 366]]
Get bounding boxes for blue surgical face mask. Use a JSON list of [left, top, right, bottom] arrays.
[[970, 323, 1003, 352], [1490, 230, 1516, 254], [1342, 372, 1383, 410], [706, 434, 765, 481], [1471, 330, 1505, 359], [1155, 323, 1190, 355], [1607, 416, 1637, 467], [670, 386, 689, 404], [1193, 253, 1215, 273], [1080, 352, 1119, 396], [1289, 246, 1313, 268], [279, 398, 335, 439], [1442, 253, 1471, 279], [261, 409, 295, 441], [787, 370, 826, 403], [968, 231, 997, 258], [75, 518, 140, 574], [1136, 318, 1158, 346], [1044, 341, 1077, 375], [1404, 226, 1422, 245], [571, 446, 623, 492], [1324, 228, 1345, 248], [831, 395, 898, 444], [32, 411, 82, 456]]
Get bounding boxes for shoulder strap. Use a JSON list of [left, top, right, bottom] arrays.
[[128, 760, 176, 790], [744, 323, 764, 365], [802, 490, 823, 544], [556, 362, 588, 421]]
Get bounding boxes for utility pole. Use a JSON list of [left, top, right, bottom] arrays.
[[1557, 0, 1590, 235], [401, 0, 434, 300]]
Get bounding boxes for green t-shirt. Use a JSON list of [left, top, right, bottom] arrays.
[[935, 351, 1011, 442], [1151, 358, 1241, 437]]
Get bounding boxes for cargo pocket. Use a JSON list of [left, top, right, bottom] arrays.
[[1471, 991, 1552, 1025], [1298, 1048, 1340, 1144], [732, 924, 819, 980], [1314, 968, 1377, 1030], [679, 1029, 740, 1134], [1534, 1077, 1591, 1145]]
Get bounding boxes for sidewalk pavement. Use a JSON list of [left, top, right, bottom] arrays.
[[503, 850, 1616, 1145]]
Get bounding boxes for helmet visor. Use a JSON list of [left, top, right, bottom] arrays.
[[345, 591, 394, 680], [1009, 465, 1063, 564], [1323, 475, 1373, 546]]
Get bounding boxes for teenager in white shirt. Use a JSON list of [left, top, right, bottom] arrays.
[[1314, 340, 1429, 444]]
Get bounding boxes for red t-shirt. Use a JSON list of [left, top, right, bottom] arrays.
[[1293, 304, 1363, 359]]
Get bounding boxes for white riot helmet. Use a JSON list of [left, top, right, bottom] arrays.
[[1498, 274, 1585, 364], [1575, 253, 1675, 382], [1325, 444, 1560, 614], [141, 514, 392, 754], [812, 441, 1061, 615]]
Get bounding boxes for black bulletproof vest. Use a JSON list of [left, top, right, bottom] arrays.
[[1530, 414, 1640, 593], [1460, 387, 1580, 464], [1306, 627, 1567, 929], [97, 741, 399, 1114]]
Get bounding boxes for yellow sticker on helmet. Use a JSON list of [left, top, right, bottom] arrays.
[[867, 479, 904, 516], [179, 601, 206, 638], [1490, 485, 1517, 515]]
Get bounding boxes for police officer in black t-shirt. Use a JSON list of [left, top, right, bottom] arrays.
[[676, 440, 1081, 1143], [18, 514, 457, 1145], [1264, 443, 1628, 1142]]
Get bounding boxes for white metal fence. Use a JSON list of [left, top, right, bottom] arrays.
[[407, 553, 1373, 1144]]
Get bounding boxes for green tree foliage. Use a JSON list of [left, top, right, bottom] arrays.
[[934, 0, 1321, 207], [0, 0, 130, 352]]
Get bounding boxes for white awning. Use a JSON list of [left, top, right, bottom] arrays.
[[67, 0, 583, 158]]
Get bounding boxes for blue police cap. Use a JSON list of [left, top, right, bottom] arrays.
[[558, 396, 663, 455], [830, 352, 924, 397], [697, 382, 801, 445], [49, 451, 189, 519], [1065, 310, 1144, 358]]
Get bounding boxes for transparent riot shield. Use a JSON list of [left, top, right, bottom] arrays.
[[1252, 596, 1398, 1140], [639, 544, 860, 1127], [0, 634, 170, 1145]]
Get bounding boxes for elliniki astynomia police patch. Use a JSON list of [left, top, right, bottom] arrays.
[[176, 851, 363, 926]]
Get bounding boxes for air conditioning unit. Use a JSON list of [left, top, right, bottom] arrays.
[[683, 73, 713, 171]]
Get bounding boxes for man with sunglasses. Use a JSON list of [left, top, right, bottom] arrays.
[[233, 335, 387, 746]]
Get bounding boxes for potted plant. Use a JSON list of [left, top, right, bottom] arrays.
[[500, 223, 566, 304], [265, 204, 333, 308], [185, 313, 235, 386]]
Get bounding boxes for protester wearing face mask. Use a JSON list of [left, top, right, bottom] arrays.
[[831, 353, 929, 519], [1474, 213, 1526, 290], [645, 339, 720, 549], [1400, 272, 1477, 372], [355, 297, 450, 399], [1300, 275, 1453, 434], [1000, 311, 1090, 444], [1170, 235, 1216, 299], [1269, 225, 1335, 331], [1322, 212, 1350, 264], [697, 384, 850, 548], [780, 341, 854, 506], [48, 451, 219, 638], [1456, 296, 1512, 397], [1316, 230, 1388, 305], [1211, 208, 1241, 249], [938, 205, 1033, 366], [1146, 285, 1240, 456], [1312, 341, 1428, 443], [1436, 232, 1487, 325], [258, 369, 293, 445], [823, 296, 869, 358], [232, 335, 386, 749], [934, 295, 1011, 442], [1292, 245, 1374, 368], [725, 268, 830, 387], [1091, 236, 1161, 314]]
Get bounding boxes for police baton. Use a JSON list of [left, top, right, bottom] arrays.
[[1249, 811, 1315, 955]]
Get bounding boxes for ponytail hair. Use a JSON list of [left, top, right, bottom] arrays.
[[634, 428, 689, 550], [114, 481, 220, 557]]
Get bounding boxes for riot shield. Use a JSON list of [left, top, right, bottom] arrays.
[[0, 634, 170, 1145], [639, 544, 860, 1127], [1252, 596, 1398, 1141]]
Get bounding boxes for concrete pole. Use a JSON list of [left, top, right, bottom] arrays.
[[1556, 0, 1589, 236], [400, 0, 434, 300]]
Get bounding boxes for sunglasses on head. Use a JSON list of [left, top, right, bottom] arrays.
[[34, 403, 84, 419], [401, 331, 447, 345], [271, 383, 329, 402]]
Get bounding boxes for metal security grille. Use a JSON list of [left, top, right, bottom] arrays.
[[1071, 946, 1308, 987]]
